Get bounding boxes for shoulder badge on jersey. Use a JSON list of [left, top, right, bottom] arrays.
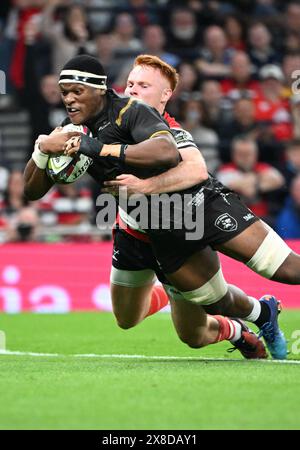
[[171, 128, 196, 149]]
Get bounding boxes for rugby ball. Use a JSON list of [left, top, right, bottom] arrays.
[[46, 124, 93, 184]]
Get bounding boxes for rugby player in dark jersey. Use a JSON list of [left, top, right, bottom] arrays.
[[102, 55, 270, 359], [24, 55, 297, 359], [24, 55, 263, 358], [103, 55, 297, 358]]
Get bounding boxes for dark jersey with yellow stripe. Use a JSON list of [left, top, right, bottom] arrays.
[[62, 89, 174, 184]]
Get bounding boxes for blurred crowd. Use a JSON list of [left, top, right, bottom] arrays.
[[1, 0, 300, 242]]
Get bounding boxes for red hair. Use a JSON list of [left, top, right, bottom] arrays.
[[134, 54, 179, 91]]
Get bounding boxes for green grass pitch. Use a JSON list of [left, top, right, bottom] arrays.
[[0, 311, 300, 430]]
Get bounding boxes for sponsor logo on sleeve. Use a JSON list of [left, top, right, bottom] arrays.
[[243, 213, 255, 221]]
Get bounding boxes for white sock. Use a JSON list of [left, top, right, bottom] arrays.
[[229, 319, 242, 343], [244, 297, 261, 322]]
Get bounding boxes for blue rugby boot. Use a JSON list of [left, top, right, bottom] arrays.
[[258, 295, 287, 360]]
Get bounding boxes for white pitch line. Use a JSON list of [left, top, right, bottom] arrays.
[[0, 350, 300, 364], [0, 350, 61, 357]]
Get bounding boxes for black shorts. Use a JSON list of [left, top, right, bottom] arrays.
[[112, 225, 169, 284], [146, 177, 259, 274]]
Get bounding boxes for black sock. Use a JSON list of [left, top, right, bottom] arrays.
[[254, 302, 271, 328]]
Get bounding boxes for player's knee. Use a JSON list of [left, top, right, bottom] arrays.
[[117, 322, 134, 330], [113, 307, 140, 330], [178, 331, 206, 349], [115, 317, 138, 330]]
